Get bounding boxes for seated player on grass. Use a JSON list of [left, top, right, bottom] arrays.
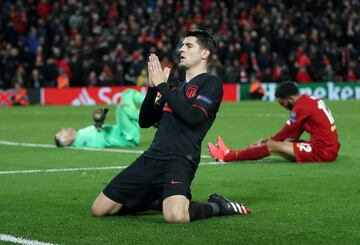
[[54, 89, 145, 148], [208, 81, 340, 163]]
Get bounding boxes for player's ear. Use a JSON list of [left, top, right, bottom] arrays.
[[201, 49, 210, 60]]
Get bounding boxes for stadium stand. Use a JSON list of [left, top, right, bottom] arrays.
[[0, 0, 359, 89]]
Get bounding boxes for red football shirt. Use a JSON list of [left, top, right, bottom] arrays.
[[271, 94, 339, 150]]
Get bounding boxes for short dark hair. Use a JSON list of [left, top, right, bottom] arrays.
[[185, 29, 216, 58], [275, 81, 299, 99]]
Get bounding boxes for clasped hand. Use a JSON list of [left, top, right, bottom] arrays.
[[148, 54, 171, 87]]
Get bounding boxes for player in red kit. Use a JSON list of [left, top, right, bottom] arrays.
[[208, 81, 340, 163]]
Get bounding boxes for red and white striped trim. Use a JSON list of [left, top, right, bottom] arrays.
[[192, 104, 208, 117]]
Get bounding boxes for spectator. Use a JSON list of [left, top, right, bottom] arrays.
[[321, 64, 336, 82], [87, 71, 98, 87], [30, 68, 42, 88], [98, 64, 114, 86], [11, 82, 29, 106], [347, 63, 358, 82], [239, 65, 250, 84], [57, 68, 69, 88], [42, 58, 58, 87], [136, 69, 148, 86], [1, 0, 360, 88], [223, 60, 240, 83], [124, 68, 137, 85], [12, 64, 26, 87], [296, 67, 312, 83]]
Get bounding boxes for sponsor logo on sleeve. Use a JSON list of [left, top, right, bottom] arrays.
[[289, 112, 297, 124], [196, 95, 212, 104]]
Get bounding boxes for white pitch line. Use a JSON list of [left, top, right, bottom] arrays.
[[0, 162, 223, 175], [0, 166, 127, 175], [0, 140, 143, 154], [0, 140, 57, 149], [0, 234, 58, 245], [0, 140, 211, 158]]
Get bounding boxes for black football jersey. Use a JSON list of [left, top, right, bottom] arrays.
[[140, 73, 223, 164]]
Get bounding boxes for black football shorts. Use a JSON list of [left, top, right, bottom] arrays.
[[103, 154, 197, 211]]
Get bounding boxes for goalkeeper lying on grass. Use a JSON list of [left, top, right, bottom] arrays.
[[54, 89, 145, 148]]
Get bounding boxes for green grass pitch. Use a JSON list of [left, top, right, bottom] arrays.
[[1, 101, 360, 244]]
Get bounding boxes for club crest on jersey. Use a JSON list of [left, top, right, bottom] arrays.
[[185, 85, 198, 98]]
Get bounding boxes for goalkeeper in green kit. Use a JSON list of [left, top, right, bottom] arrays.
[[54, 89, 145, 148]]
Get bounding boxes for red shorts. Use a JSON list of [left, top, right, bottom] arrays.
[[293, 141, 340, 163]]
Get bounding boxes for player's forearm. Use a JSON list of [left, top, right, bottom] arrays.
[[271, 125, 303, 141], [157, 83, 206, 127], [139, 87, 163, 128]]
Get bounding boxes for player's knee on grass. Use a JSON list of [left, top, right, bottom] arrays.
[[91, 192, 123, 217], [162, 195, 190, 223]]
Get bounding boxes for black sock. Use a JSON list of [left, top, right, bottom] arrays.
[[147, 198, 162, 211], [188, 201, 220, 221]]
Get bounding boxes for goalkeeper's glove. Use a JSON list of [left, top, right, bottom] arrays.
[[93, 108, 109, 131]]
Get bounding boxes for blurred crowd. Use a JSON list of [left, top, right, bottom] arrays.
[[1, 0, 359, 89]]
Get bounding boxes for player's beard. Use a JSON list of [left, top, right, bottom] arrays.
[[179, 61, 190, 70], [287, 103, 294, 110], [179, 63, 186, 69]]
